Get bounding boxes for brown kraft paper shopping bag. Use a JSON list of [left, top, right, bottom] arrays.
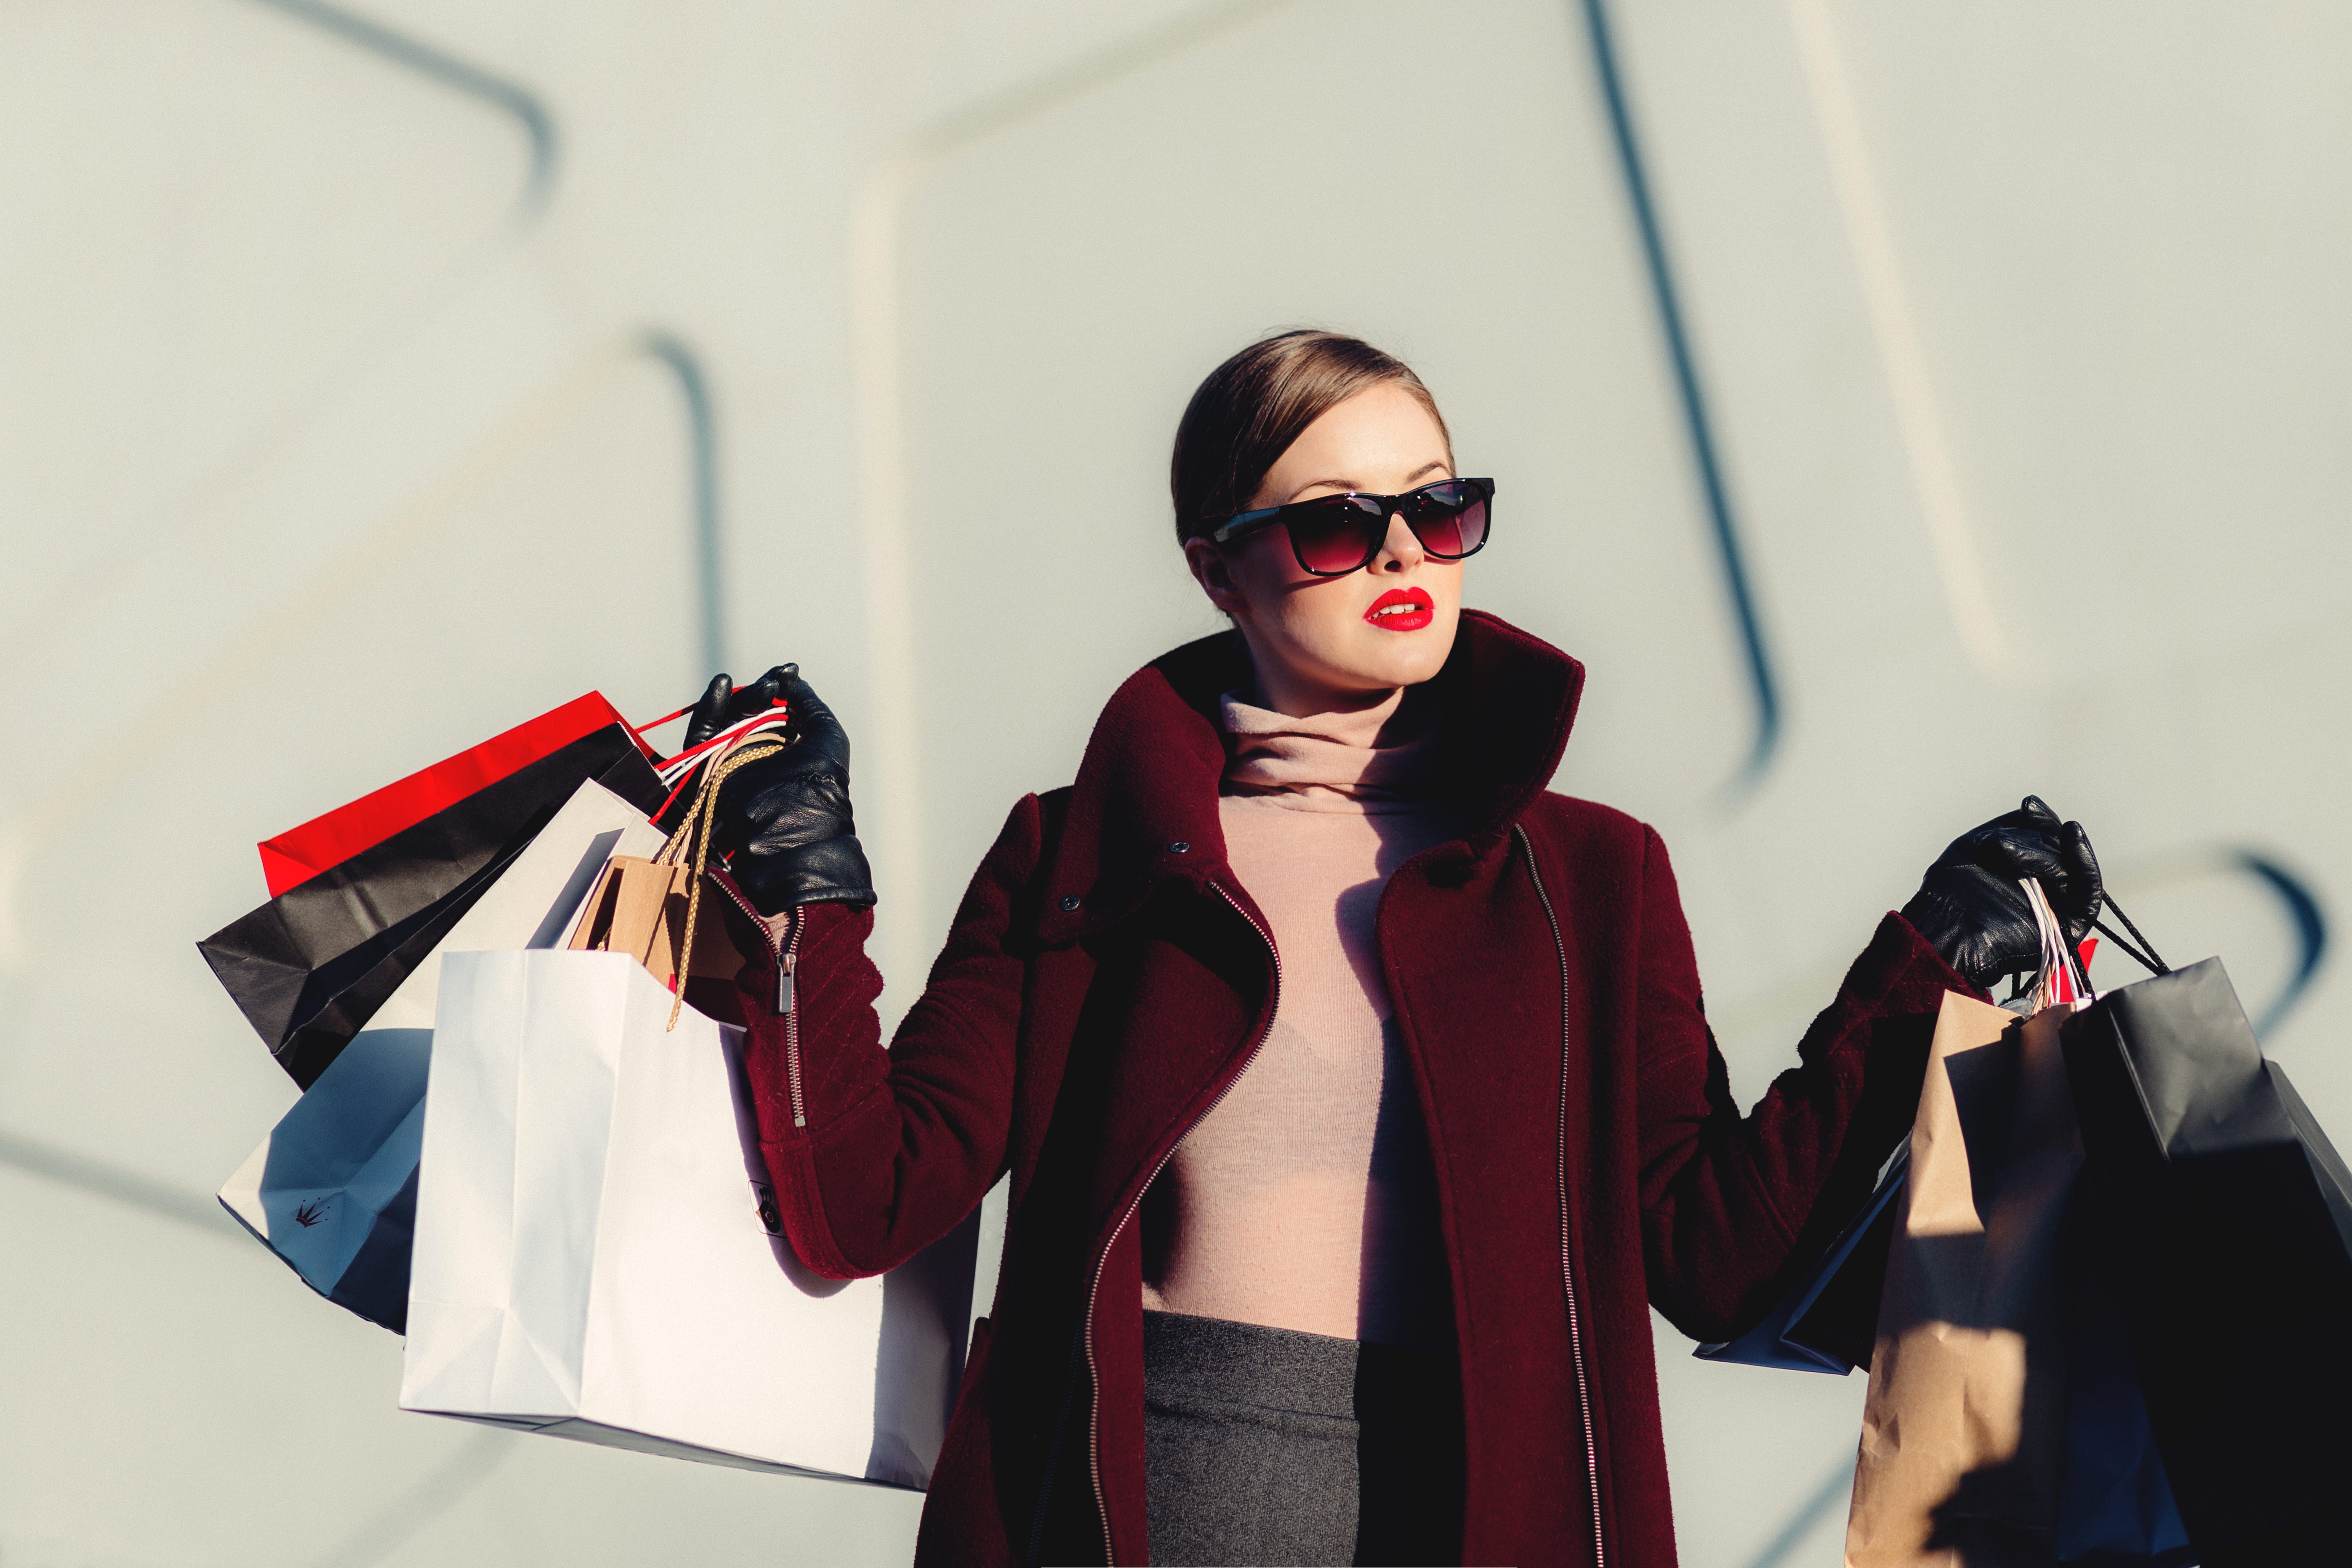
[[566, 855, 743, 989], [566, 733, 785, 1019], [1845, 990, 2085, 1567]]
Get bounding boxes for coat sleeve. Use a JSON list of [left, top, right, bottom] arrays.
[[732, 793, 1046, 1280], [1631, 823, 1971, 1341]]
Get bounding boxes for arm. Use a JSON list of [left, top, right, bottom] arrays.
[[1633, 826, 1966, 1341], [676, 664, 1036, 1280], [733, 795, 1042, 1280], [1635, 790, 2106, 1339]]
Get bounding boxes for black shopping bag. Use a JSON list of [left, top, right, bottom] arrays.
[[2054, 1184, 2194, 1565], [1696, 1143, 1907, 1374], [2060, 955, 2352, 1557], [199, 723, 664, 1087]]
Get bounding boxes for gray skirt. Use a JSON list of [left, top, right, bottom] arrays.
[[1141, 1309, 1465, 1567]]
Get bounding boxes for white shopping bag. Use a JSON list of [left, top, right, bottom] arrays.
[[400, 948, 978, 1488], [218, 779, 665, 1328]]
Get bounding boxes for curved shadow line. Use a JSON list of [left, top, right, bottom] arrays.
[[0, 1128, 240, 1238], [640, 332, 726, 679], [1577, 0, 1781, 791], [2233, 850, 2328, 1039], [0, 339, 642, 971], [1740, 1449, 1856, 1568], [244, 0, 558, 219]]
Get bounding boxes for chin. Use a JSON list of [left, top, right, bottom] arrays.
[[1331, 621, 1457, 690]]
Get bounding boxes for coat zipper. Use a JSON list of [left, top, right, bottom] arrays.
[[1514, 825, 1605, 1568], [781, 916, 805, 1126], [710, 878, 807, 1128], [1077, 880, 1281, 1566]]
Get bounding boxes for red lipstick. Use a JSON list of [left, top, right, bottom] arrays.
[[1364, 586, 1435, 631]]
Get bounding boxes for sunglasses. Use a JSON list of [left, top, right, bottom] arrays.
[[1206, 478, 1494, 577]]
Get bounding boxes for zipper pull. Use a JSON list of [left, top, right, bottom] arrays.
[[777, 948, 796, 1015]]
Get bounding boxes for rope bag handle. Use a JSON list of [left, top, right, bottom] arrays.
[[2093, 894, 2169, 977], [651, 732, 785, 1030]]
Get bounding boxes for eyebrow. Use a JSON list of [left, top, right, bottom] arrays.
[[1283, 459, 1454, 503]]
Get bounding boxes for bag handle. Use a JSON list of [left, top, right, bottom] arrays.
[[652, 703, 792, 788], [2021, 878, 2092, 1008], [2092, 894, 2169, 977], [651, 731, 785, 1031]]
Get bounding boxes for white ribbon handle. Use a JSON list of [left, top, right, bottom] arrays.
[[2020, 877, 2092, 1010]]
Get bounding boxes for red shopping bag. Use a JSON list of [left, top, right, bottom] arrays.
[[257, 693, 659, 896]]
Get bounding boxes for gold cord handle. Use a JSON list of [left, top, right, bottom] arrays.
[[659, 733, 784, 1030]]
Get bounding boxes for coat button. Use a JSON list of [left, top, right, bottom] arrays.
[[1059, 894, 1082, 911], [1167, 841, 1189, 854]]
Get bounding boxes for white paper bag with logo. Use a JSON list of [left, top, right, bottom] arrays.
[[216, 778, 666, 1330], [398, 948, 979, 1487], [1846, 880, 2091, 1568]]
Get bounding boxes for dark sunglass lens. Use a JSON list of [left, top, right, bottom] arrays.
[[1405, 484, 1487, 558], [1446, 494, 1489, 556], [1287, 497, 1381, 573]]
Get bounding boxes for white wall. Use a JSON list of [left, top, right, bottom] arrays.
[[3, 2, 2347, 1564]]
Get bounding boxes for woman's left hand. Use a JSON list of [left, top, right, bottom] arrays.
[[1900, 795, 2102, 992]]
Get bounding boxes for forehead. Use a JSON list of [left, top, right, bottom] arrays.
[[1265, 384, 1452, 485]]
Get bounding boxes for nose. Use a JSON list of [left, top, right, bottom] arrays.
[[1373, 509, 1424, 572]]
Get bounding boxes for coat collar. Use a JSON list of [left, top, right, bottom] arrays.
[[1037, 610, 1586, 944]]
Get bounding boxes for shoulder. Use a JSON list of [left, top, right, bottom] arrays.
[[1517, 795, 1691, 934], [976, 788, 1077, 890], [1521, 790, 1658, 857]]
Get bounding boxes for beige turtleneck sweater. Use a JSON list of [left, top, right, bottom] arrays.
[[1137, 684, 1459, 1347]]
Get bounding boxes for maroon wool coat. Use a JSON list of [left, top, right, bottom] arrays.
[[724, 610, 1971, 1567]]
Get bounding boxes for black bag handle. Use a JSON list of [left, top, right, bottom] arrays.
[[2093, 894, 2170, 977]]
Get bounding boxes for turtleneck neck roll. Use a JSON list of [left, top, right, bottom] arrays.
[[1217, 682, 1443, 812]]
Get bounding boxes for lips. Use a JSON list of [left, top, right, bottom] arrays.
[[1364, 586, 1435, 631]]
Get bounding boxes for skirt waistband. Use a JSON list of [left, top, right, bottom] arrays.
[[1140, 1309, 1457, 1421]]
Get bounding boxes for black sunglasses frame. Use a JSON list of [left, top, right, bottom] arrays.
[[1206, 477, 1496, 577]]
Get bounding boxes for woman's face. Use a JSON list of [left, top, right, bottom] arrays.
[[1183, 382, 1462, 716]]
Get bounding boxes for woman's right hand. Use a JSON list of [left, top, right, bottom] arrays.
[[685, 664, 876, 916]]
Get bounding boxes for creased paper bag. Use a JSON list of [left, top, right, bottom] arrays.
[[1846, 991, 2082, 1568]]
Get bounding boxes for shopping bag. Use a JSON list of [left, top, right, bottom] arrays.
[[563, 729, 786, 1004], [198, 722, 665, 1086], [399, 949, 979, 1487], [216, 778, 666, 1330], [1697, 1145, 1908, 1374], [563, 856, 745, 994], [1847, 883, 2086, 1567], [215, 1022, 430, 1332], [2060, 953, 2352, 1554], [257, 692, 654, 897], [2052, 1188, 2193, 1564]]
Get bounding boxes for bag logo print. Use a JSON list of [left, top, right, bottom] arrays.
[[751, 1182, 784, 1237], [292, 1197, 334, 1228]]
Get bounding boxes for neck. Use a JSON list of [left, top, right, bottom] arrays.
[[1245, 650, 1402, 721], [1253, 677, 1405, 723]]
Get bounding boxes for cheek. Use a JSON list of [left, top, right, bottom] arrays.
[[1276, 581, 1368, 647], [1231, 546, 1323, 621]]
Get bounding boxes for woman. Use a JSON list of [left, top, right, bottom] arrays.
[[685, 331, 2101, 1566]]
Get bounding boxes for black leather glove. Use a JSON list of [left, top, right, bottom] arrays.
[[1900, 795, 2102, 992], [681, 664, 875, 916]]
